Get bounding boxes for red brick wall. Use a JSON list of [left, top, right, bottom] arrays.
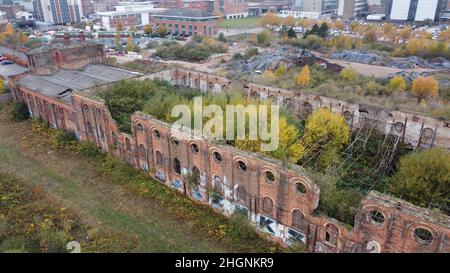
[[152, 17, 218, 35], [14, 67, 450, 253]]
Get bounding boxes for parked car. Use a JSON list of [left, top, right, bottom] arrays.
[[1, 60, 13, 65]]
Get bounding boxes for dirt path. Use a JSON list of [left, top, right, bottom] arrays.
[[0, 108, 231, 252]]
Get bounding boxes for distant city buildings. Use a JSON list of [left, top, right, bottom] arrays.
[[280, 0, 339, 19], [338, 0, 367, 20], [152, 7, 219, 35], [33, 0, 83, 24], [98, 1, 166, 30], [387, 0, 442, 22]]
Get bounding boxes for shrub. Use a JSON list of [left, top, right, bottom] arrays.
[[340, 67, 357, 81], [302, 108, 350, 169], [218, 32, 227, 43], [390, 76, 407, 91], [10, 101, 29, 122], [256, 31, 271, 46], [244, 47, 259, 59], [387, 148, 450, 214], [412, 76, 439, 102]]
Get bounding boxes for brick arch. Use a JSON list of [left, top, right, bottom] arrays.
[[208, 146, 224, 162], [361, 205, 389, 227], [261, 195, 274, 216], [139, 143, 147, 160], [259, 166, 279, 183], [233, 155, 249, 171], [323, 223, 340, 245], [289, 177, 313, 193], [291, 208, 307, 231], [405, 222, 438, 246]]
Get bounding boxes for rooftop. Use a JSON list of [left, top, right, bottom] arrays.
[[0, 63, 28, 79], [153, 8, 218, 18], [26, 41, 100, 55], [18, 64, 141, 103]]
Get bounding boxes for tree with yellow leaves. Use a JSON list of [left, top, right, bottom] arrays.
[[364, 27, 379, 43], [283, 16, 296, 27], [4, 22, 13, 36], [332, 20, 344, 30], [350, 21, 364, 34], [383, 23, 396, 42], [412, 76, 439, 102], [235, 116, 305, 163], [298, 18, 311, 29], [390, 76, 406, 92], [0, 79, 4, 94], [340, 67, 357, 81], [302, 108, 350, 169], [262, 70, 276, 83], [143, 24, 152, 35], [261, 12, 281, 27], [275, 64, 286, 78], [126, 35, 134, 52], [156, 24, 167, 36], [297, 65, 310, 87], [438, 28, 450, 43], [398, 27, 412, 41], [17, 31, 28, 45]]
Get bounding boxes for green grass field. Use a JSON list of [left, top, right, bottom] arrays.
[[218, 16, 262, 29]]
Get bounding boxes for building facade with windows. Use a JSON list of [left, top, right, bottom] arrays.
[[387, 0, 446, 22], [33, 0, 83, 24], [98, 1, 166, 30], [151, 8, 219, 36], [281, 0, 338, 19]]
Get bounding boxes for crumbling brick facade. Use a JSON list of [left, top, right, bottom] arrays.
[[13, 67, 450, 253], [26, 43, 106, 75]]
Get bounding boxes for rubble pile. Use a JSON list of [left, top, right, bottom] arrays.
[[331, 50, 381, 65], [226, 46, 317, 75], [331, 50, 450, 70]]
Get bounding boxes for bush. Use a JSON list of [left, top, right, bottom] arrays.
[[155, 36, 227, 61], [244, 47, 259, 59], [287, 35, 324, 50], [218, 32, 227, 43], [340, 67, 357, 81], [387, 148, 450, 214], [10, 101, 29, 122], [256, 31, 271, 46]]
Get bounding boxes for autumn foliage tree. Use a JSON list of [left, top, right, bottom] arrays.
[[389, 76, 406, 92], [340, 67, 357, 81], [412, 76, 439, 102], [297, 65, 310, 87], [283, 16, 296, 27], [0, 79, 4, 94], [388, 148, 450, 213], [126, 35, 134, 52], [261, 12, 281, 27], [143, 24, 152, 35], [302, 108, 350, 169]]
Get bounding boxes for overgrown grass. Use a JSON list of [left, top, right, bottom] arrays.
[[0, 172, 139, 253], [25, 120, 285, 253]]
